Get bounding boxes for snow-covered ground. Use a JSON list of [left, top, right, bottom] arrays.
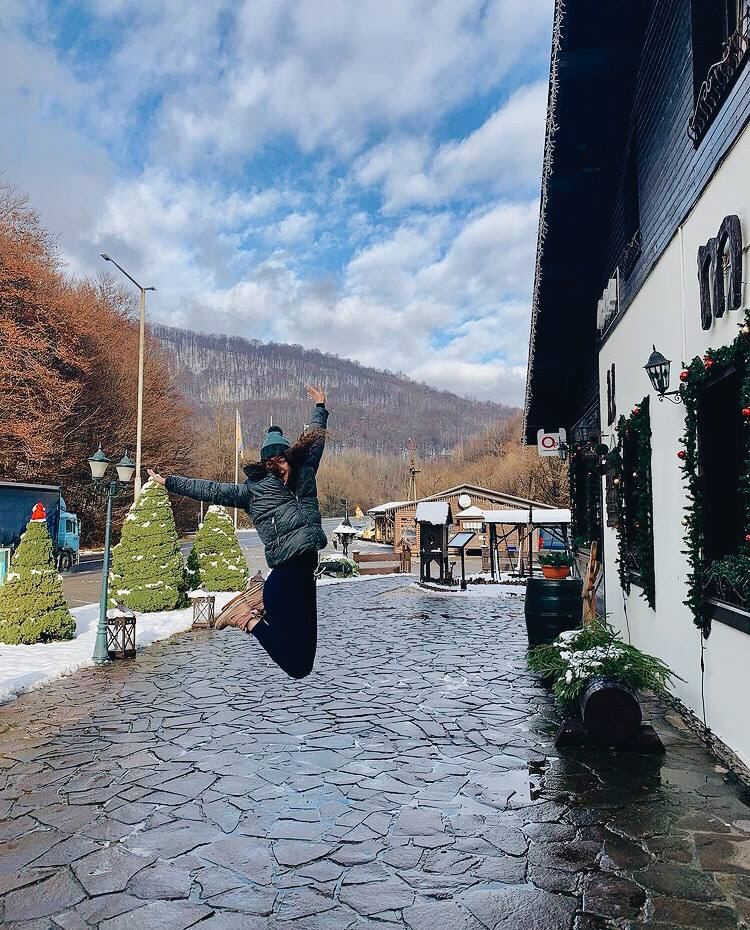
[[316, 572, 413, 587], [0, 592, 236, 704], [415, 574, 527, 598]]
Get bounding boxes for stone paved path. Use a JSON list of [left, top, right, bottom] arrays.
[[2, 578, 750, 929]]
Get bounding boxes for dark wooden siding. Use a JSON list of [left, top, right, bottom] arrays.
[[602, 0, 750, 336]]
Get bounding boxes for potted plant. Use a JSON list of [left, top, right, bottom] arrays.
[[537, 550, 575, 580], [528, 618, 677, 744]]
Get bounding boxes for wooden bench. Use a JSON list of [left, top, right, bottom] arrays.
[[353, 548, 410, 575]]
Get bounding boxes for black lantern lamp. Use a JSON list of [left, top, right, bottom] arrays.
[[87, 444, 136, 665], [107, 601, 136, 659], [558, 440, 569, 462], [644, 345, 683, 404], [191, 593, 216, 629]]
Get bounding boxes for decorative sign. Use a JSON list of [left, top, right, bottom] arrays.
[[537, 428, 567, 457], [698, 214, 743, 330], [596, 275, 619, 333], [0, 548, 10, 586], [448, 531, 475, 550]]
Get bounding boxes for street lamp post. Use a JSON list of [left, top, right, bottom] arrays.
[[100, 253, 156, 500], [87, 445, 136, 664]]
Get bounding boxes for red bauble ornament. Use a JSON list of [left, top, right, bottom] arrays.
[[703, 355, 714, 369], [677, 450, 687, 460], [745, 534, 750, 544], [632, 405, 641, 415], [679, 369, 690, 382], [30, 502, 46, 521], [742, 408, 750, 418]]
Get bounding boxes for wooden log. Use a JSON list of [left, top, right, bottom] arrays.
[[579, 678, 642, 745]]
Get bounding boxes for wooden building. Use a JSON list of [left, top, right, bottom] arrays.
[[368, 484, 550, 552], [524, 0, 750, 766]]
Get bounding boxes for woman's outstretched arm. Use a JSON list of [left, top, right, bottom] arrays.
[[303, 386, 328, 473], [148, 469, 249, 508]]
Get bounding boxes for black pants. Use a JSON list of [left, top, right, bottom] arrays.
[[252, 549, 318, 680]]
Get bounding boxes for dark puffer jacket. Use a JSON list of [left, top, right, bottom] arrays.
[[166, 405, 328, 568]]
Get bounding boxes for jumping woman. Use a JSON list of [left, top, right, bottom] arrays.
[[148, 386, 329, 680]]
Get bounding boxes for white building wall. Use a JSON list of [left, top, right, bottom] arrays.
[[599, 123, 750, 766]]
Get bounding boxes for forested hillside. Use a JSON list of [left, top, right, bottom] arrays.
[[153, 325, 514, 456]]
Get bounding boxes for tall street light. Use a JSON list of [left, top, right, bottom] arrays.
[[87, 445, 135, 664], [100, 253, 156, 500]]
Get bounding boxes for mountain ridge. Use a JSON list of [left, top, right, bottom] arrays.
[[152, 323, 515, 457]]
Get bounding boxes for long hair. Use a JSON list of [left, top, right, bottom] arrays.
[[242, 428, 324, 480]]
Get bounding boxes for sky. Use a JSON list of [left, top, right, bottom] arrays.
[[2, 0, 553, 404]]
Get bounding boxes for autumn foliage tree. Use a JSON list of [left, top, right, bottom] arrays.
[[0, 182, 199, 542]]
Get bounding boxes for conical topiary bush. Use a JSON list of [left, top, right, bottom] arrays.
[[109, 479, 187, 612], [0, 509, 76, 644], [187, 505, 249, 592]]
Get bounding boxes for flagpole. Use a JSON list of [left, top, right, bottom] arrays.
[[234, 409, 240, 530]]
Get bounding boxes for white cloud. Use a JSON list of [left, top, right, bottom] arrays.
[[271, 211, 316, 244], [355, 81, 548, 211], [126, 201, 539, 404], [139, 0, 552, 164], [0, 0, 554, 404]]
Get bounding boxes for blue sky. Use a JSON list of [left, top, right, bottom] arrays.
[[2, 0, 553, 403]]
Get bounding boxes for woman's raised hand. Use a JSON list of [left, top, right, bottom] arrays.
[[306, 385, 326, 405], [147, 468, 166, 486]]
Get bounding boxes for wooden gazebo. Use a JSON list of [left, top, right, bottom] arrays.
[[483, 508, 571, 578]]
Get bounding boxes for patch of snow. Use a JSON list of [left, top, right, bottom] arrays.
[[415, 501, 450, 525], [316, 573, 413, 587], [0, 592, 236, 704], [413, 582, 526, 599]]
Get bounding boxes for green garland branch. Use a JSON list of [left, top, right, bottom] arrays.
[[614, 396, 656, 610], [569, 443, 606, 545], [679, 320, 750, 637]]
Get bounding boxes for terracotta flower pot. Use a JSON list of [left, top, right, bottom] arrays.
[[541, 565, 571, 580]]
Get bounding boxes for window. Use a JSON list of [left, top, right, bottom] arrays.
[[619, 398, 654, 598], [698, 368, 744, 565], [569, 447, 603, 546]]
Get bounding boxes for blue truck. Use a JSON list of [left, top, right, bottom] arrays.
[[0, 481, 81, 581]]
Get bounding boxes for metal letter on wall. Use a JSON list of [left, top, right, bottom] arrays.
[[606, 363, 616, 426], [698, 214, 743, 330]]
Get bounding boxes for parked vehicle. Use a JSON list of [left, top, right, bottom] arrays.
[[538, 527, 567, 551], [0, 481, 80, 579]]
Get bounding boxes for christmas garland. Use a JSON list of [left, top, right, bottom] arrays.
[[614, 397, 656, 610], [678, 320, 750, 636]]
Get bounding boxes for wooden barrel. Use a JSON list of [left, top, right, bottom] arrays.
[[524, 577, 583, 648], [580, 678, 642, 745]]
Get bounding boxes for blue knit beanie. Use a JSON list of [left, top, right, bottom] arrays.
[[261, 425, 291, 460]]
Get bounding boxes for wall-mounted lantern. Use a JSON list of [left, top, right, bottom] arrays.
[[644, 346, 683, 404]]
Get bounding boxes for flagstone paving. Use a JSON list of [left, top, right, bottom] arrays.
[[2, 577, 750, 928]]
